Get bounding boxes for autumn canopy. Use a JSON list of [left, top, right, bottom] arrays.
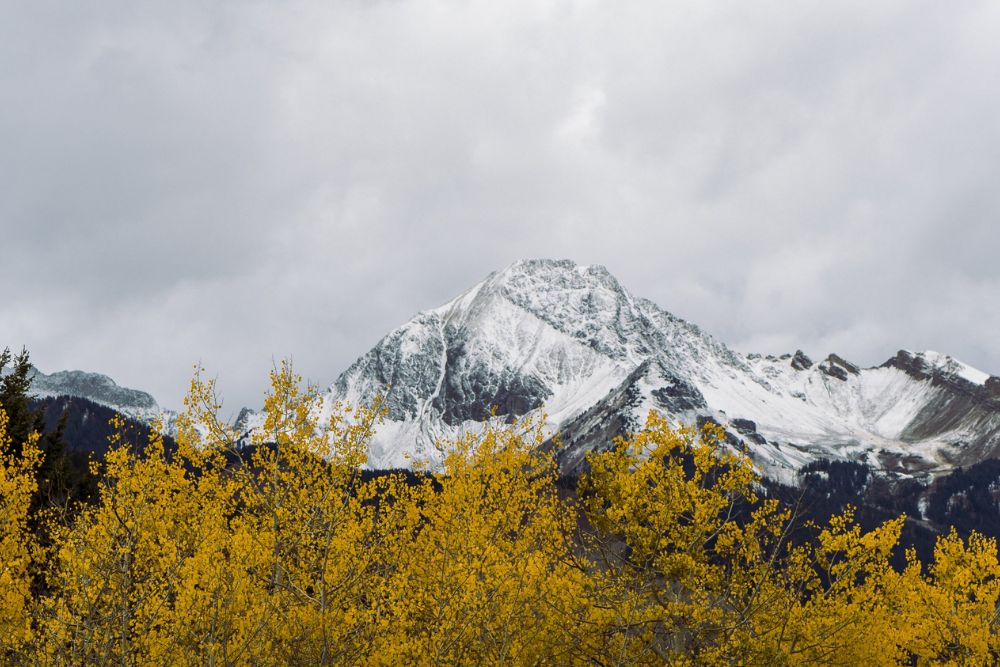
[[2, 362, 999, 665]]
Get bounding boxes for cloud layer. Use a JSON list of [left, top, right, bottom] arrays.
[[3, 1, 999, 410]]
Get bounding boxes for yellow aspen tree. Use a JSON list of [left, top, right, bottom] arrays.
[[172, 361, 415, 665], [241, 362, 386, 662], [35, 418, 207, 665], [578, 412, 928, 665], [0, 408, 42, 655], [580, 414, 794, 664], [376, 415, 592, 665], [902, 530, 1000, 664], [766, 510, 914, 665]]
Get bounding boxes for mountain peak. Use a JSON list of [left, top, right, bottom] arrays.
[[480, 259, 626, 307], [497, 257, 611, 278], [420, 258, 662, 366], [328, 260, 1000, 481], [332, 259, 758, 468]]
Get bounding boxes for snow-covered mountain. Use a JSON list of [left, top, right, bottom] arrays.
[[326, 259, 1000, 483], [28, 366, 174, 426]]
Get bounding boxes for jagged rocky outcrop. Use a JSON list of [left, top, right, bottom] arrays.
[[326, 259, 1000, 483]]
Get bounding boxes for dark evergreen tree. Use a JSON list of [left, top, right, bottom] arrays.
[[1, 347, 98, 516], [34, 410, 95, 513], [0, 347, 45, 457]]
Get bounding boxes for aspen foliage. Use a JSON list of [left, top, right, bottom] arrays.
[[579, 414, 795, 663], [0, 409, 41, 652], [377, 417, 591, 664], [3, 363, 1000, 665]]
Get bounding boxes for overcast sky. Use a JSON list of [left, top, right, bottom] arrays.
[[2, 1, 999, 412]]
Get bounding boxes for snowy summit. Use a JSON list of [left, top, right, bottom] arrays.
[[325, 259, 1000, 482]]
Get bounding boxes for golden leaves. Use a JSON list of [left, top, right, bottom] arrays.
[[0, 410, 41, 651], [2, 368, 1000, 665]]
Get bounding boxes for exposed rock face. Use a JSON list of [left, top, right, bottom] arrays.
[[731, 418, 767, 445], [791, 350, 814, 371], [327, 259, 1000, 483], [818, 354, 861, 381], [987, 377, 1000, 398], [651, 375, 707, 413]]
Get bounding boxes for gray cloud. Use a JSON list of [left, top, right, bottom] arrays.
[[2, 0, 999, 410]]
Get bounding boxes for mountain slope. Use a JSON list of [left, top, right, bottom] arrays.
[[326, 259, 1000, 482], [27, 366, 173, 425]]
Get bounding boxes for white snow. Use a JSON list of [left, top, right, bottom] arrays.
[[318, 259, 999, 481]]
